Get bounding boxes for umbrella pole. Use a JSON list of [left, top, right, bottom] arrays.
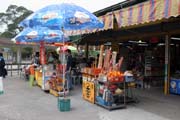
[[62, 27, 66, 98]]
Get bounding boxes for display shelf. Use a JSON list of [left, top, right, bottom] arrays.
[[98, 80, 124, 84], [112, 93, 124, 97], [95, 101, 126, 111], [95, 79, 126, 110], [145, 51, 164, 77]]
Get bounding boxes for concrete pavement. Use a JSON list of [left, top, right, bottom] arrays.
[[0, 75, 180, 120]]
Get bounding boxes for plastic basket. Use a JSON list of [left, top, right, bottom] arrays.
[[58, 98, 71, 112], [96, 96, 112, 106], [125, 76, 134, 82]]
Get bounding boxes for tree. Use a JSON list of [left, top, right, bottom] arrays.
[[0, 5, 33, 38], [21, 47, 33, 59], [0, 5, 33, 62]]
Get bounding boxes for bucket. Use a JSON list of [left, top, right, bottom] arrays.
[[29, 75, 35, 87], [58, 98, 71, 112]]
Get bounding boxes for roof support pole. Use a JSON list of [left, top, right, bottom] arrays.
[[16, 45, 22, 75], [164, 34, 170, 95], [16, 45, 22, 64]]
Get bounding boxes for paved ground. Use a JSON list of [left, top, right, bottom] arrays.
[[0, 75, 180, 120]]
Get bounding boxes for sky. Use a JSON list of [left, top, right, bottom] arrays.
[[0, 0, 126, 13]]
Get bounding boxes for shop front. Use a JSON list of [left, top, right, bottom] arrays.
[[80, 0, 180, 95]]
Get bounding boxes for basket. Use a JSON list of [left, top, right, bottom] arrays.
[[58, 98, 71, 112]]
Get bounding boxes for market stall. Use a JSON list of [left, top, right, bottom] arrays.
[[12, 27, 69, 94], [81, 45, 138, 110]]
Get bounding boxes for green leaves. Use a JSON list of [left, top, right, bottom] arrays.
[[0, 4, 33, 38]]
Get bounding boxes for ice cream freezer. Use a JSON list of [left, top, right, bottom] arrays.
[[170, 78, 180, 95]]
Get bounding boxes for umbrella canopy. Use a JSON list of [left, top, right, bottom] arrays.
[[18, 3, 104, 93], [19, 3, 104, 31], [12, 27, 69, 43], [61, 45, 77, 51], [56, 45, 77, 54]]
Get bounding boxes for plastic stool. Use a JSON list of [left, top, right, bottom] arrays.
[[71, 75, 82, 86], [71, 76, 77, 86], [76, 75, 82, 85]]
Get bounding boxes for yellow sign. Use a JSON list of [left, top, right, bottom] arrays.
[[82, 81, 95, 104]]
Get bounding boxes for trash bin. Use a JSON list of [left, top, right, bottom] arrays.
[[58, 98, 71, 112]]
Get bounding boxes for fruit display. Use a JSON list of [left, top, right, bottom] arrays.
[[82, 46, 126, 110], [107, 71, 124, 82]]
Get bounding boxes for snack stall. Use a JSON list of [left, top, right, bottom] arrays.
[[34, 47, 66, 97]]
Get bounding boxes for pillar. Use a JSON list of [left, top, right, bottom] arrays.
[[17, 45, 22, 63], [164, 35, 170, 95], [111, 40, 119, 52], [85, 43, 89, 60]]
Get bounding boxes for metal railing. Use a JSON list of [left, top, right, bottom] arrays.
[[6, 63, 31, 77]]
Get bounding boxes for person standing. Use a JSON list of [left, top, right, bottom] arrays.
[[33, 52, 40, 66], [0, 53, 5, 95], [65, 49, 73, 90]]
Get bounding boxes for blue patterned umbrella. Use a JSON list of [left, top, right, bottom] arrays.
[[19, 3, 104, 31], [13, 27, 69, 43], [18, 3, 104, 93]]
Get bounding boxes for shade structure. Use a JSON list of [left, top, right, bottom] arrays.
[[19, 3, 104, 32], [12, 27, 69, 44], [113, 0, 180, 28]]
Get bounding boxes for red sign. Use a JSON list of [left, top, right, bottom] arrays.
[[150, 37, 159, 43]]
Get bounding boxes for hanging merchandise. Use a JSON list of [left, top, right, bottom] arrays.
[[98, 45, 104, 68], [103, 48, 111, 70], [111, 51, 117, 68]]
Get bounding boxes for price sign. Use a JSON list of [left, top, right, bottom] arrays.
[[82, 81, 95, 104]]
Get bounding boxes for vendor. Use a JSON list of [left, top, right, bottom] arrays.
[[65, 49, 73, 90], [48, 52, 54, 64], [32, 52, 40, 66]]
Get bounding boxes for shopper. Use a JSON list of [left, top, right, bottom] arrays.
[[33, 52, 40, 66], [0, 53, 5, 95], [65, 49, 73, 90]]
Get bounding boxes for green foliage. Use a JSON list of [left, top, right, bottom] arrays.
[[21, 47, 33, 59], [0, 4, 33, 38]]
